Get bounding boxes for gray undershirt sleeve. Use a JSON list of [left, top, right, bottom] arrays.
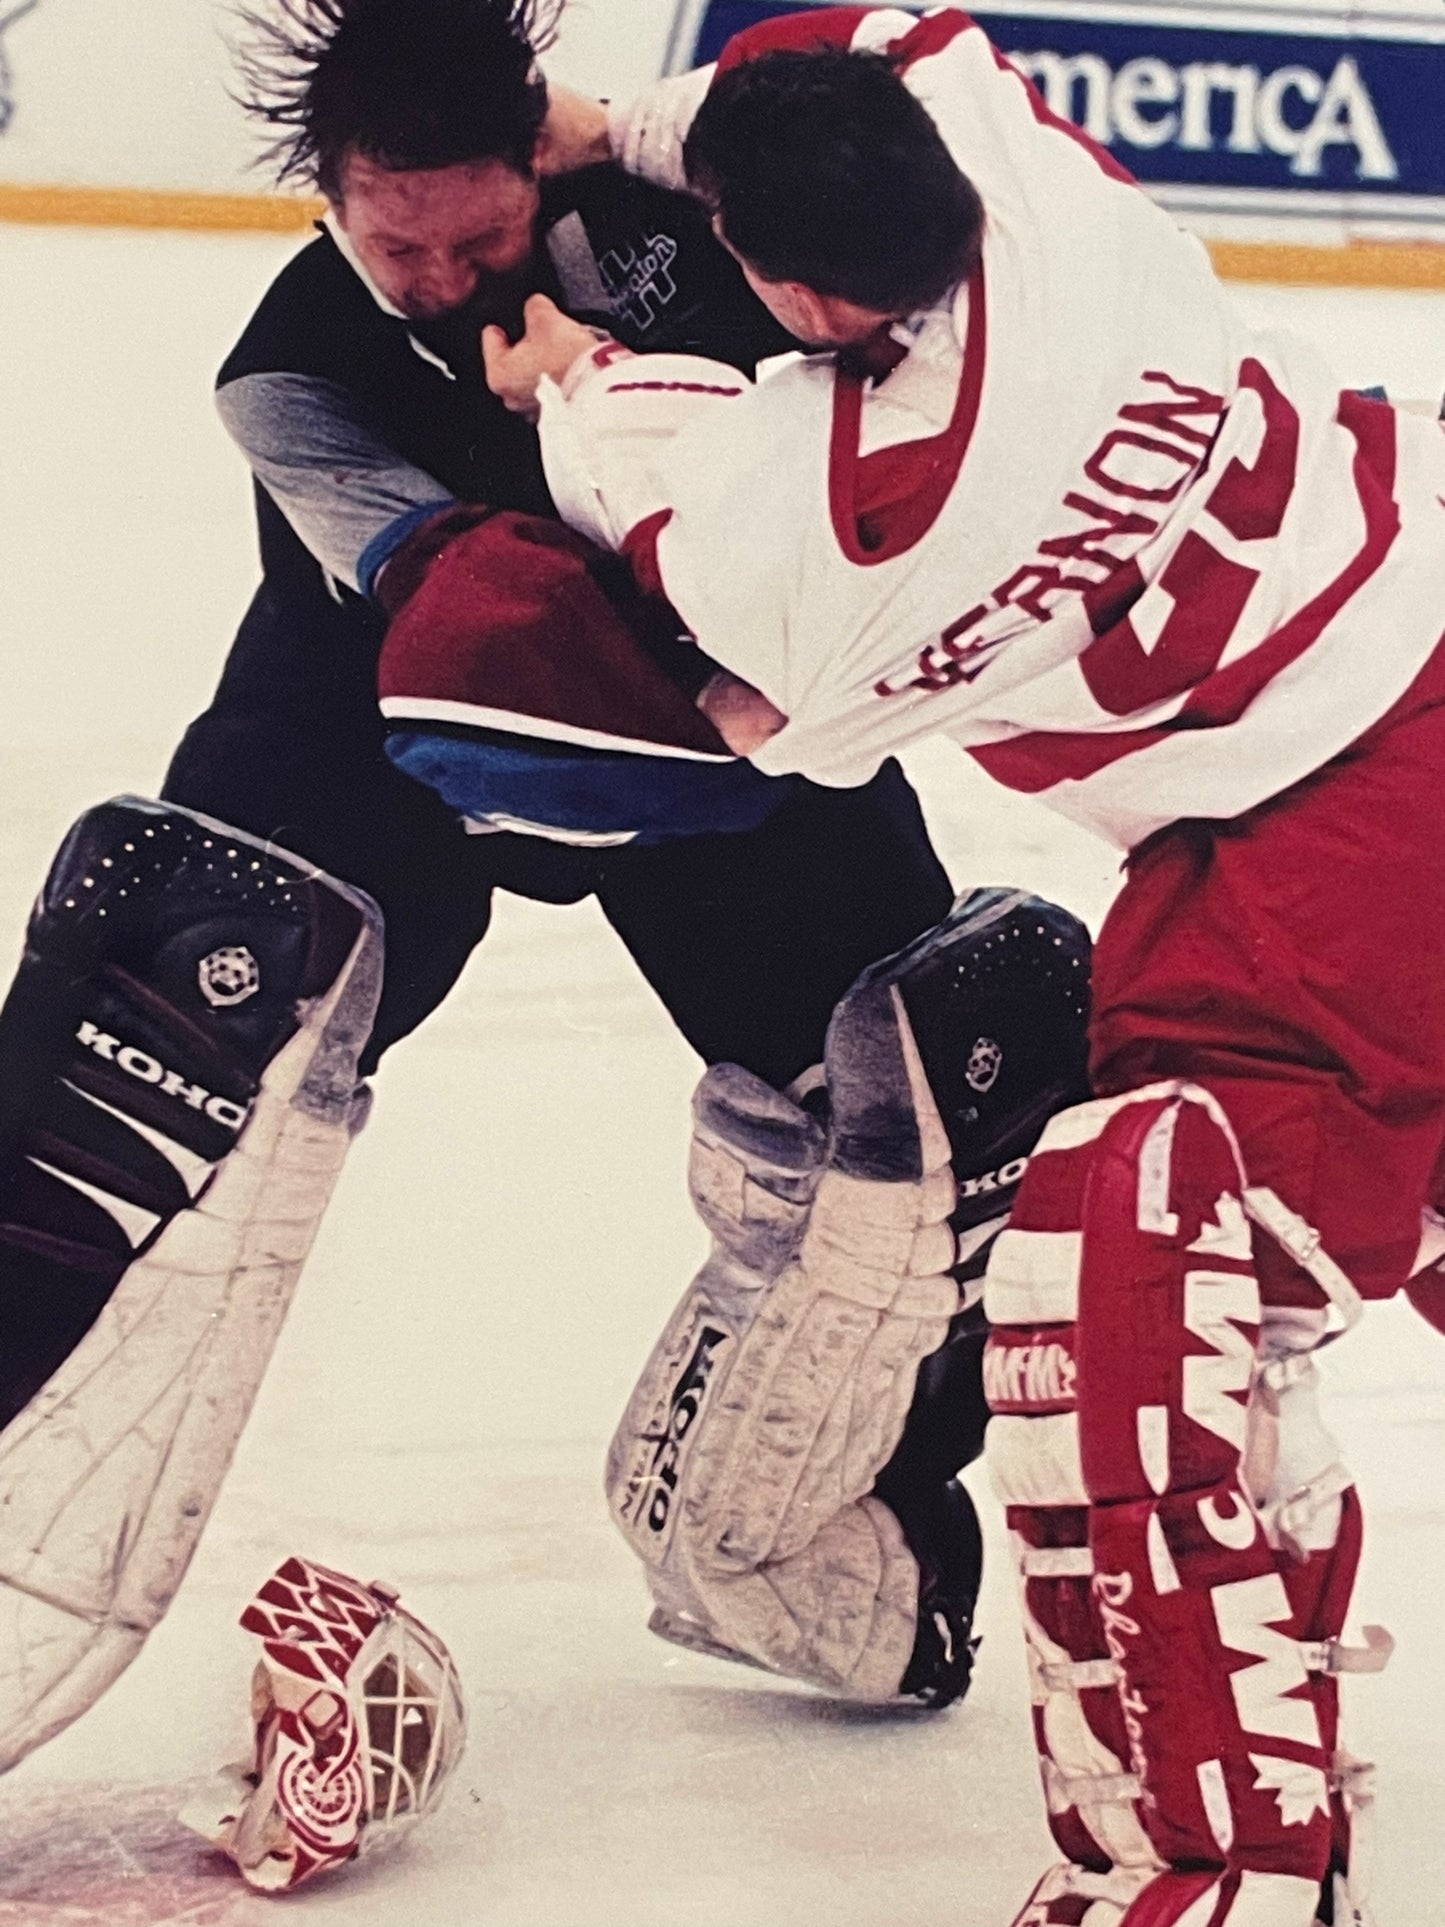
[[216, 371, 455, 592]]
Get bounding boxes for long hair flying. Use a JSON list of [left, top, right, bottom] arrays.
[[232, 0, 563, 193]]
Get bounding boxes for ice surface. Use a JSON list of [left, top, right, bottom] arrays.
[[0, 223, 1442, 1925]]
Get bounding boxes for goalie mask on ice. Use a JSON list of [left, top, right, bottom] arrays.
[[0, 799, 380, 1775], [182, 1558, 466, 1893], [606, 888, 1091, 1707]]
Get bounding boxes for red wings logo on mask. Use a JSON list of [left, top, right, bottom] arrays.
[[185, 1555, 466, 1892]]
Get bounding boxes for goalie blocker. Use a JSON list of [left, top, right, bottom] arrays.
[[0, 797, 380, 1774], [607, 887, 1091, 1704]]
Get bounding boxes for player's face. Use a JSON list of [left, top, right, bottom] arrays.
[[334, 151, 542, 321]]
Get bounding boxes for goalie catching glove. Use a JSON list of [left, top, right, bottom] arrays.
[[606, 887, 1091, 1704]]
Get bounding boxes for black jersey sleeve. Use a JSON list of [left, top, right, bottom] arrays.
[[213, 190, 793, 600], [216, 234, 464, 592]]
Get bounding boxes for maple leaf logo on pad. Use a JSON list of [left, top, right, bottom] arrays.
[[1250, 1753, 1330, 1827]]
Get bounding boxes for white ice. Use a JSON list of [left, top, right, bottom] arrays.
[[1, 222, 1443, 1926]]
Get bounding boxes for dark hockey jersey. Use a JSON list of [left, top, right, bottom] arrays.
[[209, 167, 799, 842]]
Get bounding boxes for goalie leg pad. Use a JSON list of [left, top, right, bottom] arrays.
[[609, 888, 1091, 1702], [608, 985, 958, 1699], [0, 798, 381, 1773], [1246, 1313, 1386, 1927], [986, 1084, 1368, 1926], [607, 1060, 827, 1581], [671, 1161, 959, 1698], [1010, 1864, 1324, 1926]]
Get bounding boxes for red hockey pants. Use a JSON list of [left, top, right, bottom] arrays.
[[1089, 633, 1445, 1308]]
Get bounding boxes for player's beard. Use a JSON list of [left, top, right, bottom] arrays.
[[402, 258, 538, 334]]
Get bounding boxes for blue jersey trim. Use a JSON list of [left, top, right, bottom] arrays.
[[359, 499, 458, 602], [385, 726, 797, 845]]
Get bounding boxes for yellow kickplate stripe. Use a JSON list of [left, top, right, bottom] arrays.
[[3, 180, 1445, 290], [1207, 236, 1445, 291], [0, 182, 325, 232]]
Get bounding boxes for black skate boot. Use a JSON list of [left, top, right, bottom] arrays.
[[889, 1475, 984, 1709], [872, 1307, 990, 1709]]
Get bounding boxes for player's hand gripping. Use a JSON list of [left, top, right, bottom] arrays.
[[482, 294, 608, 419], [697, 670, 788, 754]]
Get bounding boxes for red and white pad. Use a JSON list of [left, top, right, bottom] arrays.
[[984, 1083, 1383, 1927], [182, 1558, 466, 1892]]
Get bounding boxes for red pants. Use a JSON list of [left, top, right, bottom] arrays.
[[1090, 634, 1445, 1307]]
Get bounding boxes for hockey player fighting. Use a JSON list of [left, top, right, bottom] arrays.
[[0, 0, 1091, 1802], [485, 9, 1445, 1924]]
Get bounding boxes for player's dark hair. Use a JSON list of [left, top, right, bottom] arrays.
[[234, 0, 561, 197], [683, 47, 983, 314]]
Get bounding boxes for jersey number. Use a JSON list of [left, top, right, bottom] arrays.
[[1081, 359, 1300, 717]]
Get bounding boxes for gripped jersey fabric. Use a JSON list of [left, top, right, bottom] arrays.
[[541, 7, 1445, 852], [164, 163, 954, 1074], [538, 6, 1445, 1303]]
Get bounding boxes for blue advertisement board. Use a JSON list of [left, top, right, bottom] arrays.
[[671, 1, 1445, 224]]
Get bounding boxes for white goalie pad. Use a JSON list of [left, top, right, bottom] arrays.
[[0, 799, 381, 1774], [608, 888, 1092, 1701], [608, 1018, 958, 1700]]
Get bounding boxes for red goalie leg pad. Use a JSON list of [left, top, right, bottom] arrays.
[[1006, 1504, 1146, 1874], [1006, 1862, 1333, 1925], [1275, 1483, 1368, 1888], [1074, 1090, 1331, 1887], [986, 1100, 1165, 1880], [1089, 1487, 1331, 1878]]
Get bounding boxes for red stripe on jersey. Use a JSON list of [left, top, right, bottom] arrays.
[[1171, 390, 1399, 730], [621, 508, 675, 599], [716, 6, 974, 75], [986, 42, 1139, 187], [715, 7, 869, 72], [1080, 358, 1297, 715], [886, 9, 974, 69], [967, 391, 1402, 802], [606, 380, 745, 396], [968, 723, 1172, 793], [829, 264, 988, 566]]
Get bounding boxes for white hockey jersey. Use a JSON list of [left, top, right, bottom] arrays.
[[540, 6, 1445, 850]]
